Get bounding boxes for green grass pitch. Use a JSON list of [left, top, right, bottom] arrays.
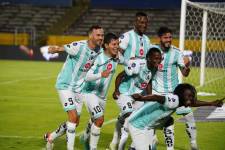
[[0, 60, 225, 150]]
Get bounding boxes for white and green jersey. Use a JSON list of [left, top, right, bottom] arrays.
[[56, 40, 102, 92], [82, 52, 120, 99], [152, 45, 185, 94], [119, 61, 155, 96], [128, 94, 179, 130], [119, 30, 151, 61]]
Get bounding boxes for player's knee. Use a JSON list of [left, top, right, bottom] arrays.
[[67, 110, 78, 123], [75, 116, 80, 127], [94, 116, 104, 127]]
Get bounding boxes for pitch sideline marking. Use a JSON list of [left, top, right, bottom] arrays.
[[0, 76, 55, 85]]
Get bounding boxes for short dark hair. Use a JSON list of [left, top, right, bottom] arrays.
[[146, 47, 161, 59], [157, 27, 172, 37], [136, 12, 147, 18], [103, 33, 118, 49], [88, 25, 102, 35], [173, 83, 197, 105]]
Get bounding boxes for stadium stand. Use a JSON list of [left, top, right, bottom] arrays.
[[0, 4, 69, 38], [64, 8, 181, 37]]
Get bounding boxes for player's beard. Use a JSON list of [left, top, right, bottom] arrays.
[[162, 42, 171, 51]]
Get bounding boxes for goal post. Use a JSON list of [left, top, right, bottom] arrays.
[[179, 0, 225, 96]]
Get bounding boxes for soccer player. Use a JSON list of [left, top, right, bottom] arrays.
[[112, 47, 162, 150], [109, 11, 152, 150], [80, 33, 121, 150], [128, 83, 224, 150], [43, 25, 104, 150], [151, 26, 193, 150]]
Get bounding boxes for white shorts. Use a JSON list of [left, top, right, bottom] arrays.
[[82, 93, 106, 119], [128, 123, 151, 150], [116, 94, 134, 115], [58, 90, 83, 115]]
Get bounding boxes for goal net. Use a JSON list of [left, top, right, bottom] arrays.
[[179, 0, 225, 96]]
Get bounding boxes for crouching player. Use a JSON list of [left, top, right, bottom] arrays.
[[80, 33, 122, 150], [128, 83, 224, 150], [109, 47, 162, 150]]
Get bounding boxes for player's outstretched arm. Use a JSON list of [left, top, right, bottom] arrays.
[[192, 97, 224, 107], [113, 71, 126, 99], [48, 46, 64, 54], [132, 94, 165, 104]]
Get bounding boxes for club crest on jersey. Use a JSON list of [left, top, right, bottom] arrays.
[[73, 42, 78, 46], [146, 74, 151, 80], [120, 34, 125, 39], [107, 63, 113, 70], [139, 49, 144, 56], [131, 63, 136, 68], [89, 56, 94, 60]]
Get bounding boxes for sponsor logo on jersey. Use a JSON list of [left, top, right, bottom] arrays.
[[158, 64, 163, 71], [84, 63, 91, 69], [139, 49, 144, 56], [141, 82, 148, 88], [107, 63, 113, 70]]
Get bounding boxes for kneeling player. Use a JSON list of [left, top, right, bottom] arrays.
[[128, 83, 224, 150]]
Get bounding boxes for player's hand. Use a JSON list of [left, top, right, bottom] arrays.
[[101, 70, 111, 78], [183, 56, 191, 67], [48, 46, 58, 54], [132, 93, 142, 100], [213, 97, 225, 107], [48, 46, 64, 54], [113, 91, 120, 99], [212, 100, 224, 107]]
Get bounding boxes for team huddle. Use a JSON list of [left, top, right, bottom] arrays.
[[44, 12, 223, 150]]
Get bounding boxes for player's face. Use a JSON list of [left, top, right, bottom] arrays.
[[183, 89, 196, 107], [90, 28, 104, 47], [135, 16, 148, 35], [147, 52, 162, 69], [105, 39, 119, 58], [160, 32, 172, 50]]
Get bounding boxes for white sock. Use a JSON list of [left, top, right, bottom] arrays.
[[66, 121, 76, 150], [130, 142, 135, 148], [184, 112, 197, 148], [147, 129, 156, 150], [118, 118, 129, 150], [90, 123, 101, 150], [84, 119, 92, 140], [111, 119, 122, 145], [49, 122, 66, 141], [164, 125, 174, 150]]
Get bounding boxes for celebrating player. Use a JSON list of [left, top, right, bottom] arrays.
[[109, 11, 152, 150], [80, 33, 122, 150], [44, 25, 104, 150], [128, 83, 224, 150]]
